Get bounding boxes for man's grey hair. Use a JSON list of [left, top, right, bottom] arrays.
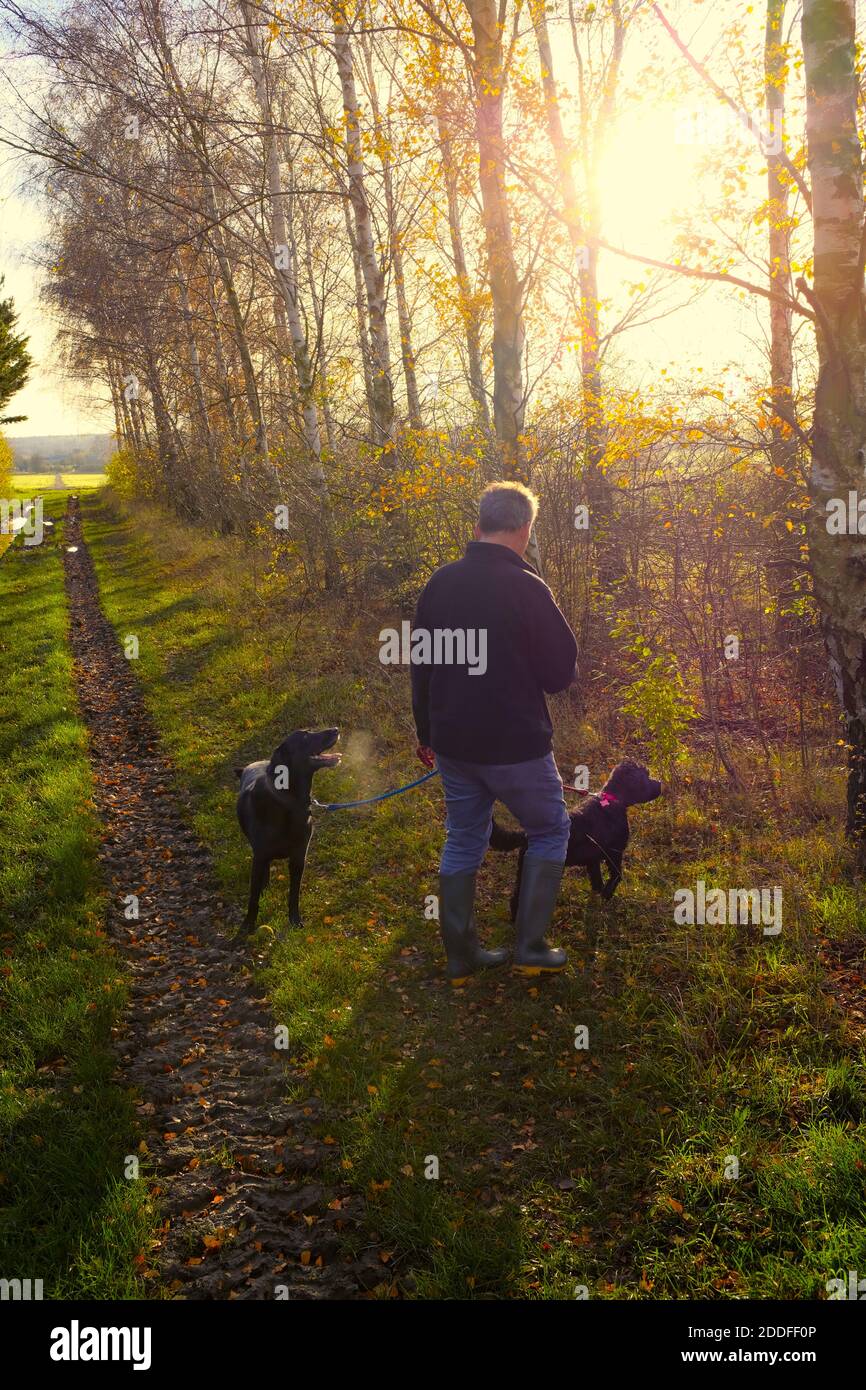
[[477, 481, 538, 534]]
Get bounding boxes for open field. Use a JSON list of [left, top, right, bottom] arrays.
[[1, 479, 107, 559], [10, 472, 107, 491]]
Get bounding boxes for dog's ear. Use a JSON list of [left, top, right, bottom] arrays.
[[269, 731, 298, 766]]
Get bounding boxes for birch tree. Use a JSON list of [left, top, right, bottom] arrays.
[[801, 0, 866, 839], [358, 15, 423, 428], [239, 0, 339, 583], [462, 0, 527, 482], [332, 2, 396, 445]]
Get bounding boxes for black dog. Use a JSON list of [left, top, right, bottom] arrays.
[[489, 759, 662, 919], [234, 727, 341, 941]]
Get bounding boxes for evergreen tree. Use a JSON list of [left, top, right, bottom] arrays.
[[0, 276, 32, 425]]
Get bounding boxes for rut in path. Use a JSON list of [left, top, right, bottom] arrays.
[[62, 497, 393, 1299]]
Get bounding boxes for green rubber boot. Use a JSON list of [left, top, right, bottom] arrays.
[[439, 871, 509, 986], [512, 858, 567, 976]]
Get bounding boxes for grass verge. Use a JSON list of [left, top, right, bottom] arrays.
[[0, 491, 156, 1298]]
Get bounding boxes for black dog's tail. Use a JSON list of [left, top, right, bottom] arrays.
[[489, 818, 528, 853], [234, 767, 244, 779]]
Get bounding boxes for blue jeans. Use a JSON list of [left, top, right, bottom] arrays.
[[437, 752, 570, 875]]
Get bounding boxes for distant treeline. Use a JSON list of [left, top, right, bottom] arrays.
[[10, 434, 113, 471]]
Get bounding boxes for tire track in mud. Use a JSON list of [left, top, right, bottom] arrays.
[[62, 496, 393, 1300]]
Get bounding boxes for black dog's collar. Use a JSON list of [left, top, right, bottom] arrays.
[[589, 789, 622, 811]]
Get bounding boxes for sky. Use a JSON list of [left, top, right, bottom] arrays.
[[0, 158, 115, 437], [0, 0, 798, 439]]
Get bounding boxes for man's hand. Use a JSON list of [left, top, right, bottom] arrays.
[[416, 744, 435, 769]]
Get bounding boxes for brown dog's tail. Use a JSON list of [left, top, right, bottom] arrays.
[[489, 818, 528, 853]]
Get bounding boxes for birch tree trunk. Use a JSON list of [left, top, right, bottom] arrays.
[[301, 215, 338, 457], [341, 191, 378, 427], [763, 0, 801, 637], [564, 1, 622, 475], [332, 5, 395, 445], [134, 397, 151, 451], [306, 48, 374, 431], [272, 292, 293, 407], [436, 98, 490, 429], [765, 0, 795, 450], [107, 364, 126, 448], [176, 264, 217, 471], [801, 0, 866, 839], [204, 272, 241, 446], [359, 27, 422, 428], [141, 335, 179, 499], [111, 359, 136, 450], [463, 0, 526, 482]]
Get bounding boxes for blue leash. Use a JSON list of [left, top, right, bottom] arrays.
[[312, 767, 440, 812]]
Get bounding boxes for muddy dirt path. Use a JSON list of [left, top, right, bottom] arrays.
[[62, 498, 391, 1299]]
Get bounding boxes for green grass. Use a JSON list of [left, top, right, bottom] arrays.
[[0, 493, 156, 1298], [76, 486, 866, 1298]]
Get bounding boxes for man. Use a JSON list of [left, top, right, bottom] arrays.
[[411, 482, 578, 984]]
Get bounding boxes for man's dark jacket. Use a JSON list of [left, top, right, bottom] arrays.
[[410, 541, 578, 765]]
